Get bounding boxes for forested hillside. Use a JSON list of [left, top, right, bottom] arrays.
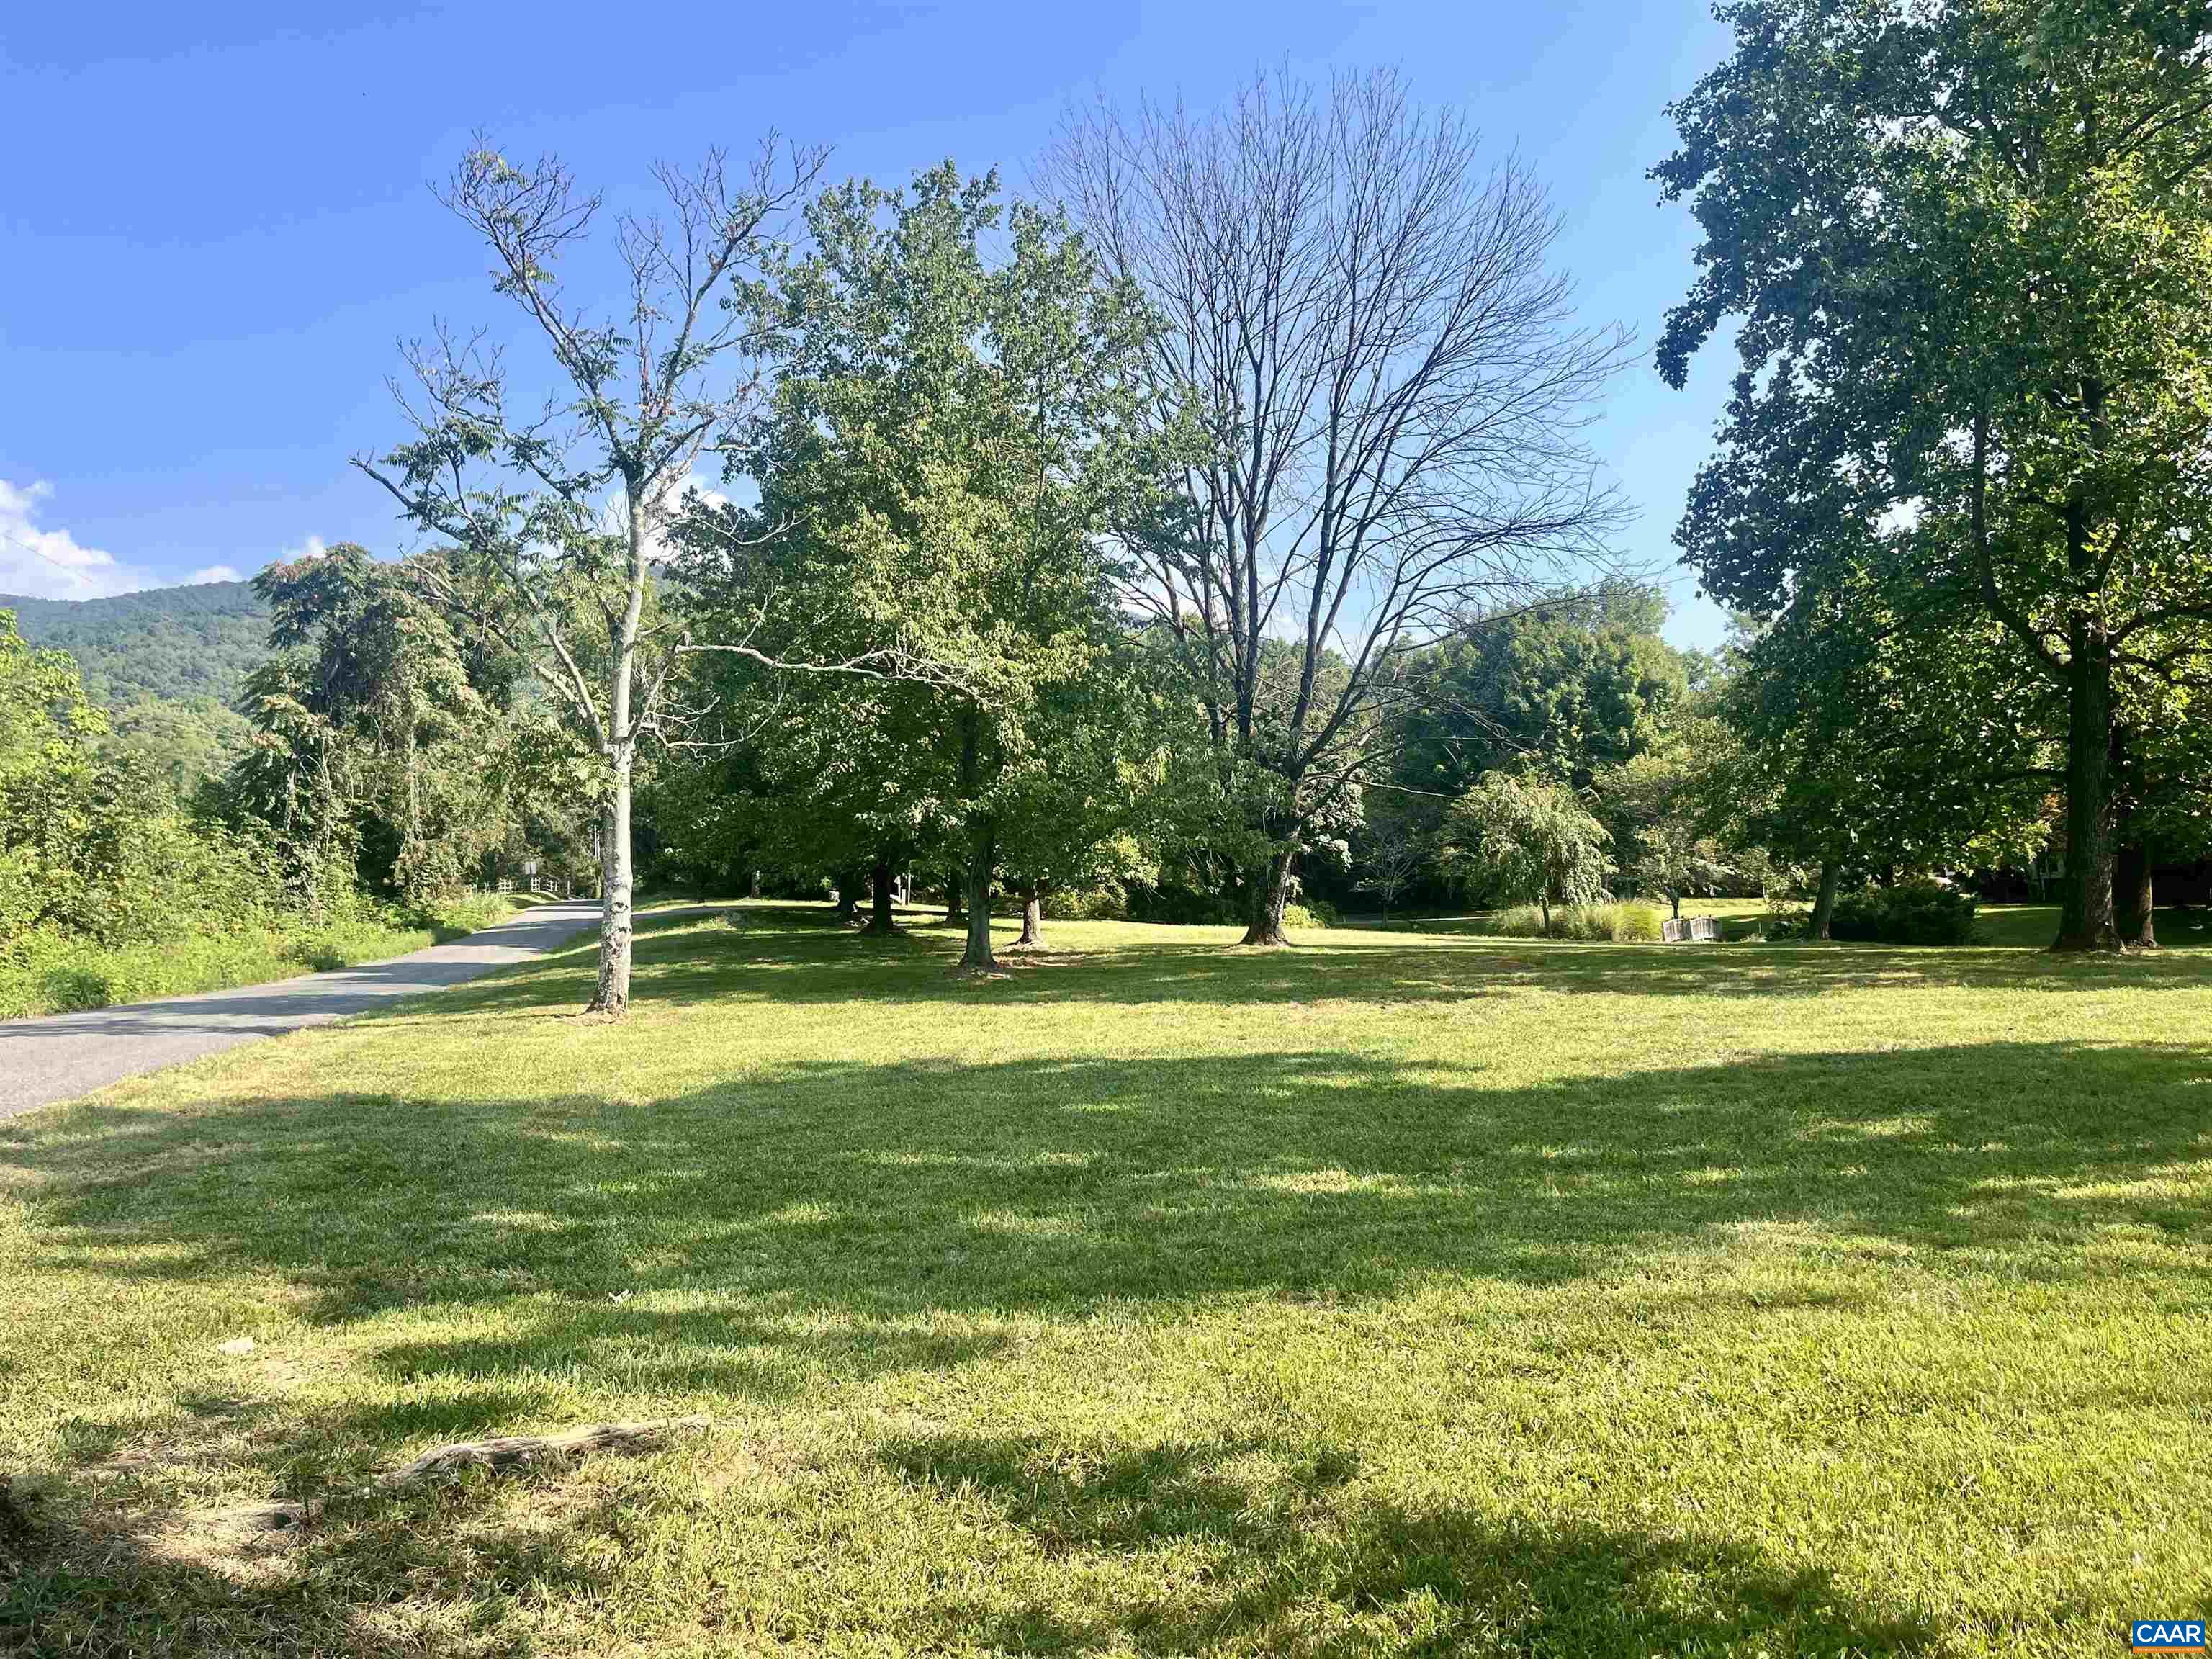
[[1, 579, 269, 706], [1, 580, 270, 794]]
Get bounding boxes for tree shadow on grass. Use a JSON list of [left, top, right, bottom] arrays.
[[6, 1035, 2205, 1654], [423, 903, 2212, 1020], [15, 1039, 2211, 1338], [2, 1417, 633, 1658], [882, 1430, 1938, 1655]]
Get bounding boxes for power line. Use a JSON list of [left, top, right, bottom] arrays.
[[0, 526, 85, 572]]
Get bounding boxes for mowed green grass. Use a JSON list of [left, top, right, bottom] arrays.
[[2, 907, 2208, 1657]]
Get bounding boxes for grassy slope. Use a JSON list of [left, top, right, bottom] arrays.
[[1, 907, 2207, 1656], [0, 892, 548, 1020]]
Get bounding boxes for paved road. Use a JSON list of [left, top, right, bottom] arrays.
[[0, 902, 604, 1122]]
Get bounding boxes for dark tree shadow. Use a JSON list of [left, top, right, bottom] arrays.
[[6, 912, 2208, 1654], [1, 1414, 632, 1659], [881, 1431, 1937, 1655], [415, 902, 2212, 1021], [14, 1038, 2210, 1346]]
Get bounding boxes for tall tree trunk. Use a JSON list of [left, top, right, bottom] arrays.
[[1539, 893, 1552, 938], [866, 857, 897, 935], [1238, 848, 1294, 946], [2053, 643, 2119, 951], [834, 869, 860, 925], [1009, 878, 1045, 951], [944, 868, 965, 925], [2117, 841, 2156, 949], [588, 760, 634, 1014], [1671, 888, 1683, 920], [956, 706, 999, 973], [960, 819, 998, 972], [1809, 858, 1840, 942]]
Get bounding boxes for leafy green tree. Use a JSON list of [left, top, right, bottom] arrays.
[[1373, 585, 1691, 907], [1400, 587, 1689, 793], [1351, 798, 1431, 917], [1658, 0, 2212, 950], [1440, 770, 1611, 936], [1599, 743, 1735, 919], [1, 610, 269, 947], [99, 697, 253, 799], [221, 545, 522, 909], [679, 166, 1161, 972], [1714, 551, 2057, 938]]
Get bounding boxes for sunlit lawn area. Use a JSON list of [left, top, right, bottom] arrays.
[[3, 905, 2208, 1655]]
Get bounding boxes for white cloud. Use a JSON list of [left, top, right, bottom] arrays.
[[619, 469, 736, 566], [281, 535, 329, 562], [0, 478, 160, 600], [186, 565, 243, 585]]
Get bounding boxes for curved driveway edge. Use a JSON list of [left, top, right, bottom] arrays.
[[0, 901, 605, 1122]]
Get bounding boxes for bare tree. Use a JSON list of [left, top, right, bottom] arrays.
[[1046, 68, 1632, 943], [356, 136, 826, 1014]]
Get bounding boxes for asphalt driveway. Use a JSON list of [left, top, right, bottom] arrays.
[[0, 901, 603, 1120]]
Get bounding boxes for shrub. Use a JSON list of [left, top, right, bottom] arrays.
[[1461, 901, 1667, 942], [1610, 903, 1665, 942], [1828, 882, 1978, 946], [1124, 882, 1241, 926], [1470, 901, 1656, 940], [1280, 903, 1330, 931], [48, 965, 112, 1012], [1041, 884, 1130, 922], [1552, 904, 1616, 941], [1472, 902, 1552, 938]]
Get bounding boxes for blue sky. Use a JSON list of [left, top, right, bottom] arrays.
[[0, 1, 1737, 647]]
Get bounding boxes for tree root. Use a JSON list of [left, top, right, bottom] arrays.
[[0, 1473, 37, 1557], [100, 1419, 714, 1556], [375, 1416, 710, 1489]]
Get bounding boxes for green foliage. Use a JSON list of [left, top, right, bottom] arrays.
[[0, 608, 276, 949], [1472, 900, 1660, 942], [1609, 902, 1666, 943], [1440, 770, 1612, 932], [98, 696, 253, 797], [1, 577, 553, 1007], [1279, 902, 1333, 932], [1375, 588, 1701, 907], [0, 889, 523, 1020], [1711, 560, 2055, 884], [0, 579, 269, 706], [1827, 884, 1979, 948], [1040, 884, 1131, 922], [1658, 0, 2212, 945], [1598, 740, 1740, 911], [217, 545, 544, 908], [1398, 587, 1689, 797], [671, 165, 1172, 963], [1123, 881, 1241, 927]]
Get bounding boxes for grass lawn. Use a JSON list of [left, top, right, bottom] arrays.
[[2, 906, 2208, 1655]]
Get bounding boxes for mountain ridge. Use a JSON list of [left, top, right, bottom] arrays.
[[1, 579, 271, 707]]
